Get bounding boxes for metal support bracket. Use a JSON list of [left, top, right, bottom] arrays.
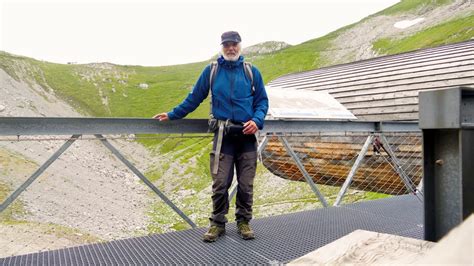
[[94, 134, 196, 228], [257, 135, 269, 162], [379, 134, 423, 202], [0, 135, 80, 213], [279, 136, 328, 207], [334, 135, 374, 206], [228, 168, 237, 202]]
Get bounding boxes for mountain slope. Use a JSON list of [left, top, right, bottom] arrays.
[[1, 1, 472, 119], [0, 0, 473, 256], [243, 41, 292, 57], [326, 0, 473, 64]]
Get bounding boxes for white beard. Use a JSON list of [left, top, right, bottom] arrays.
[[221, 43, 242, 61], [222, 51, 241, 61]]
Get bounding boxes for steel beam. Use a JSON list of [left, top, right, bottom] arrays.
[[262, 120, 419, 134], [0, 117, 420, 136], [0, 118, 209, 136]]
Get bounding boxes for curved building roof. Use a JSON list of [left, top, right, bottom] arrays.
[[267, 40, 474, 121]]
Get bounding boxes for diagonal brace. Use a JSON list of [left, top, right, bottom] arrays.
[[0, 135, 80, 213], [379, 134, 423, 202], [280, 136, 328, 207], [334, 135, 374, 206], [94, 134, 196, 228]]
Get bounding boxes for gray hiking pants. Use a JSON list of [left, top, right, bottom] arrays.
[[209, 133, 257, 227]]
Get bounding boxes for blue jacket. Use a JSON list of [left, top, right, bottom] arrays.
[[168, 56, 269, 129]]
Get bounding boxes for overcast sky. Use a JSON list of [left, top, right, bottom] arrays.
[[1, 0, 399, 66]]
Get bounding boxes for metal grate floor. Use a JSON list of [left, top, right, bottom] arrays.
[[0, 195, 423, 265]]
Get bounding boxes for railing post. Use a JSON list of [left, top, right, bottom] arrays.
[[419, 87, 474, 241]]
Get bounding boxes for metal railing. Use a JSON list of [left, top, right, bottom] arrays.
[[0, 117, 422, 257]]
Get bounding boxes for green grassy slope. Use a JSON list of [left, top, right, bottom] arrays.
[[374, 0, 454, 16], [0, 55, 210, 118], [250, 29, 349, 82], [373, 12, 474, 55], [0, 51, 211, 119]]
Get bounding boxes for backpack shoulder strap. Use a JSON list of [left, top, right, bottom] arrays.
[[209, 61, 219, 91], [243, 62, 255, 95], [208, 61, 218, 118]]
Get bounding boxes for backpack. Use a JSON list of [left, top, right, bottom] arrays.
[[209, 61, 255, 96]]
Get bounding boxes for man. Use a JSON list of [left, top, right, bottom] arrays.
[[153, 31, 268, 242]]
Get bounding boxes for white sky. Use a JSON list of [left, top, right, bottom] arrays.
[[1, 0, 399, 66]]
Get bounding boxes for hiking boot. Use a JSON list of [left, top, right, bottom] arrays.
[[203, 225, 225, 242], [237, 221, 255, 240]]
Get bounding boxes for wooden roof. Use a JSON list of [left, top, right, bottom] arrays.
[[267, 40, 474, 121]]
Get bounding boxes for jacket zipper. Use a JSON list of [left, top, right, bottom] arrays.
[[230, 68, 236, 121]]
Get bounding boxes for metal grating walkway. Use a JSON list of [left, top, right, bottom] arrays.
[[0, 195, 423, 265]]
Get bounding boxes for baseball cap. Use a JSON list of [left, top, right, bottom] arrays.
[[221, 31, 242, 44]]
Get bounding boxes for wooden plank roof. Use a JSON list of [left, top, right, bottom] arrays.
[[267, 40, 474, 121]]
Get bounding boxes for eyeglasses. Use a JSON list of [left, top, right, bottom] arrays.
[[222, 42, 239, 48]]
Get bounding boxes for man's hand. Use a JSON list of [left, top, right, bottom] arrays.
[[243, 120, 258, 135], [153, 113, 169, 121]]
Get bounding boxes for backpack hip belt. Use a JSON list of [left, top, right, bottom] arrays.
[[211, 119, 245, 175]]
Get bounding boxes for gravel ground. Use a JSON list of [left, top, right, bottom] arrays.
[[0, 69, 157, 257]]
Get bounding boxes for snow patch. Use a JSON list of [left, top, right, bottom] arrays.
[[394, 18, 425, 29]]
